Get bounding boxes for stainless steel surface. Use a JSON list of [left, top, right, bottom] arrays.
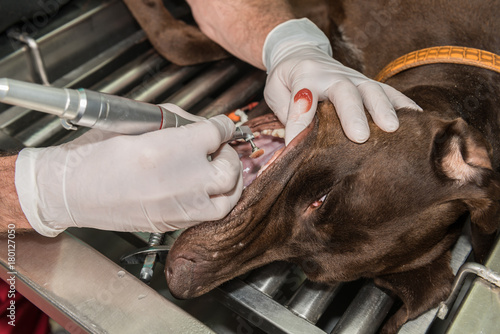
[[445, 236, 500, 334], [0, 0, 139, 97], [198, 70, 266, 118], [245, 262, 295, 297], [215, 278, 327, 334], [7, 32, 50, 85], [0, 232, 214, 334], [437, 262, 500, 319], [128, 63, 204, 102], [331, 282, 395, 334], [165, 59, 247, 110], [286, 281, 342, 324]]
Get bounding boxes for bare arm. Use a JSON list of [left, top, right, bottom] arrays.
[[0, 154, 33, 234], [186, 0, 294, 69]]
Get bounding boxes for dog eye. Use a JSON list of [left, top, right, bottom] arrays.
[[309, 194, 327, 210]]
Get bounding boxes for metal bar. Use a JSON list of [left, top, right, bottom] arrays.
[[215, 278, 327, 334], [165, 59, 247, 110], [0, 0, 139, 91], [197, 70, 266, 118], [16, 115, 66, 147], [286, 280, 342, 324], [0, 130, 24, 151], [331, 282, 394, 334], [444, 236, 500, 334], [93, 50, 167, 95], [128, 63, 205, 103], [7, 32, 50, 86], [245, 262, 294, 298], [0, 233, 214, 333], [437, 262, 500, 319]]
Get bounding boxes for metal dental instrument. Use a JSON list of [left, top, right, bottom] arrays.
[[232, 125, 264, 158], [0, 78, 260, 149]]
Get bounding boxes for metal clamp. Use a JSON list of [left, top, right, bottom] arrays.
[[437, 262, 500, 319]]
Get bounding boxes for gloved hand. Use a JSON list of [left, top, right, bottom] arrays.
[[263, 18, 421, 145], [15, 104, 243, 237]]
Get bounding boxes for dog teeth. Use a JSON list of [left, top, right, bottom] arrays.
[[271, 128, 285, 138], [259, 128, 285, 138]]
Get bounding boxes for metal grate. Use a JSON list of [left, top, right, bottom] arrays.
[[0, 1, 496, 333]]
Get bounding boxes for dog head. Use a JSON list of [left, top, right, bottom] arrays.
[[166, 102, 500, 316]]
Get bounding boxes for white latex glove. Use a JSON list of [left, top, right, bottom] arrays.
[[15, 105, 243, 237], [263, 18, 421, 145]]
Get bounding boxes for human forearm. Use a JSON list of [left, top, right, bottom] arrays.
[[0, 154, 33, 234], [186, 0, 294, 69]]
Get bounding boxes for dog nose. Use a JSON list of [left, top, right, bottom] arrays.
[[166, 257, 197, 299]]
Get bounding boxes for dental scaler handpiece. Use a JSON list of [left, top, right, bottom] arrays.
[[0, 78, 263, 156], [0, 78, 194, 134]]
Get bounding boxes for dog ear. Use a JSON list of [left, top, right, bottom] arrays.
[[374, 252, 454, 334], [433, 118, 500, 262], [123, 0, 229, 66]]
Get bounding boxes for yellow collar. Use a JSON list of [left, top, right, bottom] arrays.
[[375, 46, 500, 82]]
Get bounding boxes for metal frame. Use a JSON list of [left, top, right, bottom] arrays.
[[0, 232, 214, 333]]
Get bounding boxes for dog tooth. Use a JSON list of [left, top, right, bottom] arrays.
[[253, 131, 260, 137], [261, 129, 272, 135], [271, 128, 285, 138]]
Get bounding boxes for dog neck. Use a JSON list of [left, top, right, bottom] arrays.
[[383, 62, 500, 170], [374, 46, 500, 83]]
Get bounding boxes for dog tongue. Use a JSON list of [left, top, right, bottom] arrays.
[[232, 134, 285, 187]]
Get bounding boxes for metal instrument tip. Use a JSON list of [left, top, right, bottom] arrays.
[[233, 125, 264, 159]]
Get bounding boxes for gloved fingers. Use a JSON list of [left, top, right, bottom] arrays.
[[284, 86, 318, 145], [186, 115, 236, 154], [206, 115, 235, 143], [380, 83, 423, 111], [357, 81, 399, 133], [181, 170, 243, 224], [69, 128, 119, 146], [264, 73, 293, 126], [157, 103, 205, 122], [205, 144, 243, 196], [327, 79, 370, 143], [206, 171, 244, 221]]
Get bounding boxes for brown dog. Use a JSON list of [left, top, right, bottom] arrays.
[[122, 0, 229, 65], [126, 1, 500, 333]]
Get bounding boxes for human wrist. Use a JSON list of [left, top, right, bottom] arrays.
[[262, 18, 333, 72], [0, 154, 33, 232], [15, 147, 70, 237]]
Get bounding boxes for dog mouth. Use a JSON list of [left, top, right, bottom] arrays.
[[166, 113, 317, 299], [230, 114, 286, 187]]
